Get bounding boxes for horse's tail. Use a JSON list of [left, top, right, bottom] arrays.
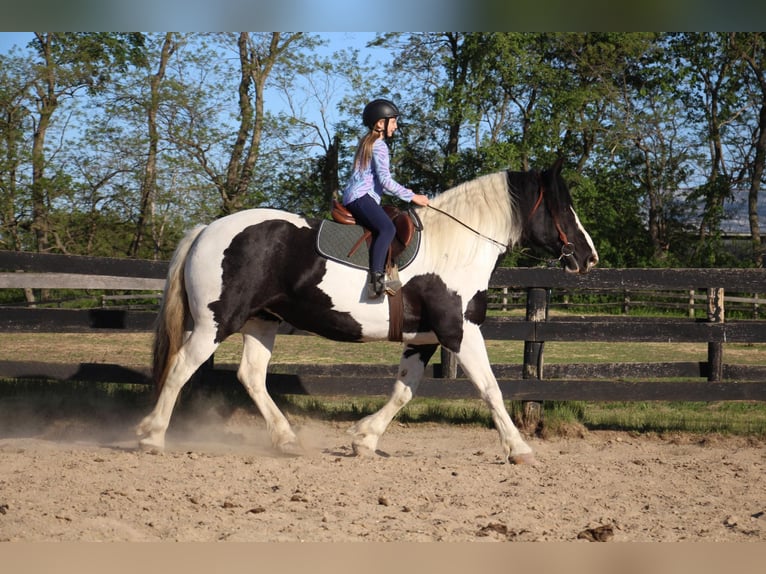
[[152, 224, 206, 396]]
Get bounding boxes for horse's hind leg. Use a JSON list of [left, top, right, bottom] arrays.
[[238, 319, 301, 455], [137, 327, 219, 452], [456, 323, 535, 464], [349, 344, 437, 456]]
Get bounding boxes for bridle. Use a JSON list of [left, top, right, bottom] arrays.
[[528, 172, 575, 261], [424, 171, 576, 263]]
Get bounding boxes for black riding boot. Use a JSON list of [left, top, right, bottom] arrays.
[[367, 271, 385, 298]]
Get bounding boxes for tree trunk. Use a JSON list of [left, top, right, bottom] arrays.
[[30, 32, 57, 254], [737, 33, 766, 268], [220, 33, 298, 215], [748, 101, 766, 268], [129, 33, 175, 258], [322, 134, 340, 206]]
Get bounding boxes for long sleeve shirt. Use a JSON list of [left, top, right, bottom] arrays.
[[342, 139, 414, 206]]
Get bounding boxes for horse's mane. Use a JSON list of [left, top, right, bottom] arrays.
[[418, 171, 521, 272]]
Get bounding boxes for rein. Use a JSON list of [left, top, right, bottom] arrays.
[[426, 204, 508, 251], [426, 174, 576, 263]]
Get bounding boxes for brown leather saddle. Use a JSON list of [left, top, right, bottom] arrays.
[[330, 199, 422, 341], [331, 199, 418, 262]]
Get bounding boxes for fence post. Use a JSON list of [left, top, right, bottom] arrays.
[[689, 289, 695, 319], [707, 287, 724, 382], [522, 287, 549, 431], [440, 348, 458, 379]]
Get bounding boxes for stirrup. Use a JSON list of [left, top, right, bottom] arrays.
[[367, 272, 385, 299], [384, 277, 402, 295], [384, 264, 401, 295]]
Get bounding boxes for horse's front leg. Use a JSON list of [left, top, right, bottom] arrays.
[[456, 322, 536, 464], [348, 344, 438, 456]]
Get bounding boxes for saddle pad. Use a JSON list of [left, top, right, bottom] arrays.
[[316, 219, 421, 271]]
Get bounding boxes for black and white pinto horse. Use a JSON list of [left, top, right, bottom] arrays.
[[137, 158, 598, 464]]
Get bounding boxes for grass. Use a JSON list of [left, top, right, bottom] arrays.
[[5, 332, 764, 366], [1, 332, 766, 438], [581, 400, 766, 436]]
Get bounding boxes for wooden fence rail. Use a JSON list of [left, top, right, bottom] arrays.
[[2, 250, 766, 402]]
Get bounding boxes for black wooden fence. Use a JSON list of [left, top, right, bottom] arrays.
[[2, 250, 766, 402]]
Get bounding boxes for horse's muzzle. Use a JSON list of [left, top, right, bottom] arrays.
[[563, 250, 599, 274]]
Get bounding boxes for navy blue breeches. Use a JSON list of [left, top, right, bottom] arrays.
[[345, 194, 395, 274]]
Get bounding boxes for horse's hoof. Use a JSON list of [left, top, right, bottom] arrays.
[[138, 439, 164, 454], [510, 452, 537, 465], [278, 441, 304, 457], [351, 442, 376, 457]]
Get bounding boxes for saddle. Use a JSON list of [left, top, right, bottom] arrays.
[[331, 199, 418, 262], [330, 199, 421, 342]]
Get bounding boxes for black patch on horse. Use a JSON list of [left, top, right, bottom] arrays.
[[402, 344, 439, 364], [464, 290, 488, 326], [402, 273, 464, 352], [209, 219, 364, 343]]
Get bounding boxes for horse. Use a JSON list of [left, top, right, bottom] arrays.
[[136, 158, 598, 464]]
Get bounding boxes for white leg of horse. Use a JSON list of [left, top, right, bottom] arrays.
[[456, 323, 536, 464], [137, 330, 219, 452], [237, 320, 301, 455], [348, 345, 436, 456]]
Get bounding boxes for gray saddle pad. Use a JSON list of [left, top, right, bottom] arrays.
[[316, 219, 421, 271]]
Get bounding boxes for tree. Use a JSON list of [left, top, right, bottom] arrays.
[[0, 51, 33, 250], [731, 32, 766, 267], [372, 33, 491, 193], [166, 33, 317, 216], [668, 33, 744, 266], [26, 32, 145, 253], [128, 32, 179, 257], [258, 43, 370, 216]]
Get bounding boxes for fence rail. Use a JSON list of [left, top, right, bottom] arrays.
[[2, 250, 766, 402]]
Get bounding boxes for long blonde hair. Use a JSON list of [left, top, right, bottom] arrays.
[[353, 126, 384, 172]]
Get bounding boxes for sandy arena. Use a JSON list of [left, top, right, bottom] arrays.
[[1, 401, 764, 543]]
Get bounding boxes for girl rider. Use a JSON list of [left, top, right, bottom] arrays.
[[341, 99, 429, 298]]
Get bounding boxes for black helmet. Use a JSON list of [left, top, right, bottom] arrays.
[[362, 99, 400, 129]]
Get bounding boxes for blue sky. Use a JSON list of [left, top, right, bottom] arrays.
[[0, 32, 34, 52], [0, 32, 379, 57], [0, 31, 386, 128]]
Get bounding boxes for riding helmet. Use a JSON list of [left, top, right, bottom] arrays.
[[362, 98, 400, 129]]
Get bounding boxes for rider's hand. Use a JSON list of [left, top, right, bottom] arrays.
[[411, 194, 429, 207]]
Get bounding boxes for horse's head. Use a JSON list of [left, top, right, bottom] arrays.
[[520, 158, 598, 274]]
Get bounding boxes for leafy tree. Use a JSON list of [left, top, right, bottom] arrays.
[[0, 51, 33, 250], [26, 32, 145, 252], [164, 33, 320, 216], [730, 32, 766, 267], [2, 31, 766, 271], [127, 32, 179, 257], [669, 33, 744, 266], [257, 44, 376, 217]]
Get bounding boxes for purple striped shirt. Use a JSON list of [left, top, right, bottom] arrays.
[[342, 139, 414, 205]]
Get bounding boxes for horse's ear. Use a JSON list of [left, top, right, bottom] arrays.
[[552, 157, 565, 174]]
